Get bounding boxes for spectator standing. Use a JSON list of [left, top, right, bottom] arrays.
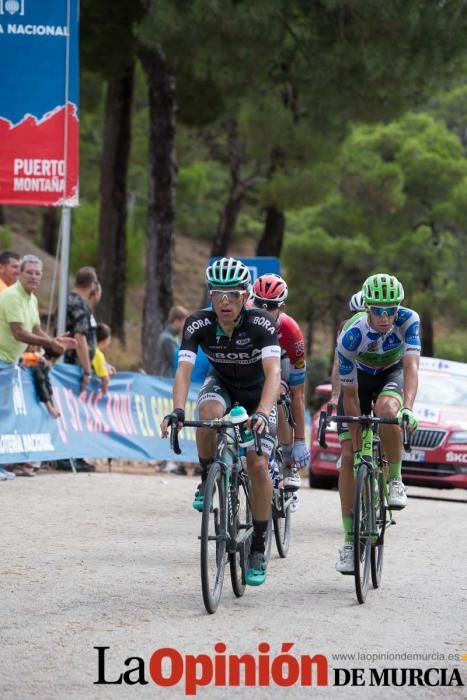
[[0, 255, 76, 478], [64, 266, 106, 394], [0, 255, 74, 364], [0, 250, 20, 292], [155, 305, 188, 377]]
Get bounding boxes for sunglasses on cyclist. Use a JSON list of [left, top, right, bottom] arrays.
[[368, 305, 399, 317], [209, 289, 244, 301], [256, 300, 280, 311]]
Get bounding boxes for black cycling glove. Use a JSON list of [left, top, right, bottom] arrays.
[[164, 408, 185, 426]]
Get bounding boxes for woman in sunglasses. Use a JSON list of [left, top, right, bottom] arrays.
[[335, 273, 421, 575], [161, 257, 281, 587]]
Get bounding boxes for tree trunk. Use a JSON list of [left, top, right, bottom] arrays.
[[256, 206, 285, 257], [421, 309, 434, 357], [139, 44, 177, 374], [96, 60, 134, 345], [256, 145, 286, 257], [41, 207, 59, 255], [210, 118, 245, 258], [0, 205, 5, 225]]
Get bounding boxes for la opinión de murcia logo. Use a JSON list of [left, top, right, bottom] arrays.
[[0, 0, 25, 15]]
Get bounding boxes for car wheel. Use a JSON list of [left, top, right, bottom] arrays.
[[308, 467, 335, 490]]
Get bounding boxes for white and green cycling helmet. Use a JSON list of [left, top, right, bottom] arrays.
[[362, 273, 404, 305], [205, 257, 251, 290]]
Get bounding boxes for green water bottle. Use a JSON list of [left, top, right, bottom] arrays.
[[230, 404, 254, 447]]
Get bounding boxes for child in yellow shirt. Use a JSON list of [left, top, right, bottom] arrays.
[[92, 323, 115, 393]]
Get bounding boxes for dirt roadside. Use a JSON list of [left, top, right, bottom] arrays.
[[1, 471, 466, 699]]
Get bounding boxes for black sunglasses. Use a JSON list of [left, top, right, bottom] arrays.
[[256, 300, 280, 311]]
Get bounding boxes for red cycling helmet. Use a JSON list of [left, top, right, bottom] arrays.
[[252, 274, 288, 305]]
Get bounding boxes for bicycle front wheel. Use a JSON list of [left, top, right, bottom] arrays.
[[353, 463, 372, 604], [371, 468, 386, 589], [201, 462, 227, 614], [273, 492, 291, 558], [229, 473, 251, 598]]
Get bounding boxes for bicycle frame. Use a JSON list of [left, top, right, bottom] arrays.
[[318, 407, 412, 602]]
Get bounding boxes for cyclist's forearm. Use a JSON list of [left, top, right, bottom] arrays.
[[330, 352, 340, 402], [402, 357, 419, 409], [290, 385, 305, 439], [257, 367, 281, 415], [172, 363, 192, 409]]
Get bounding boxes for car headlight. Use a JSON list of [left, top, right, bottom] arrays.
[[449, 431, 467, 444]]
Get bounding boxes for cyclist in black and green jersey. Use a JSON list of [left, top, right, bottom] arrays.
[[335, 273, 420, 574], [161, 257, 281, 586]]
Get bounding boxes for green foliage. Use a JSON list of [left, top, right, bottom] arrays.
[[283, 224, 374, 322], [176, 160, 229, 238], [336, 113, 467, 329], [0, 225, 13, 249], [70, 201, 99, 272], [71, 202, 144, 285], [435, 330, 467, 363], [126, 222, 145, 285]]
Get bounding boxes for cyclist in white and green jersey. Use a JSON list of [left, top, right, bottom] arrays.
[[335, 274, 420, 574]]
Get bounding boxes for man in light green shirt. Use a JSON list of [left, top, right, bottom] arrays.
[[0, 255, 76, 364]]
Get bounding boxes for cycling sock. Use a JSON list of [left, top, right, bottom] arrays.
[[198, 457, 211, 482], [388, 461, 402, 481], [342, 516, 353, 544], [280, 443, 293, 466], [252, 520, 268, 554]]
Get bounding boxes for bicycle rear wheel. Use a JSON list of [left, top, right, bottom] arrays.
[[201, 462, 227, 614], [229, 472, 252, 598], [371, 467, 386, 588], [273, 492, 291, 558], [353, 463, 372, 604]]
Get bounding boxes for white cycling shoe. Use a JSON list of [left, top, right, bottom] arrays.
[[388, 479, 407, 509], [336, 544, 354, 575], [283, 465, 301, 491]]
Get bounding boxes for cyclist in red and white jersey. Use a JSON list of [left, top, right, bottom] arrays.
[[251, 274, 309, 490]]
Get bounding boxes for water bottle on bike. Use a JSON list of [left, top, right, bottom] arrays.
[[230, 404, 255, 447]]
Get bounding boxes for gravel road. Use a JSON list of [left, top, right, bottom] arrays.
[[1, 470, 466, 699]]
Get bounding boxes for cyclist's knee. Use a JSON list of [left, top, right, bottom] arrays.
[[198, 400, 224, 420], [247, 455, 269, 481], [374, 395, 400, 417]]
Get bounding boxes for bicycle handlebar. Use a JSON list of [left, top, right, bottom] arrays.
[[168, 418, 264, 456], [278, 391, 295, 429], [318, 406, 412, 452], [169, 415, 182, 455]]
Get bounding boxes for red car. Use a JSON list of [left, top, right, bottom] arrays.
[[309, 356, 467, 490]]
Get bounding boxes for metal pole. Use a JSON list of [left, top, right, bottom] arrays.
[[56, 206, 71, 336]]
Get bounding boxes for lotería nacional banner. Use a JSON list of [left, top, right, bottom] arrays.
[[0, 0, 79, 206], [0, 364, 201, 464]]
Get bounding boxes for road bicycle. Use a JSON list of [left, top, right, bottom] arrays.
[[264, 390, 298, 560], [169, 409, 262, 614], [264, 442, 294, 561], [318, 406, 411, 604]]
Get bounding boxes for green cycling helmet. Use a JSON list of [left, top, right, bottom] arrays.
[[205, 257, 251, 290], [362, 273, 404, 305]]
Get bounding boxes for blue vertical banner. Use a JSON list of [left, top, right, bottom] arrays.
[[0, 0, 79, 206]]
